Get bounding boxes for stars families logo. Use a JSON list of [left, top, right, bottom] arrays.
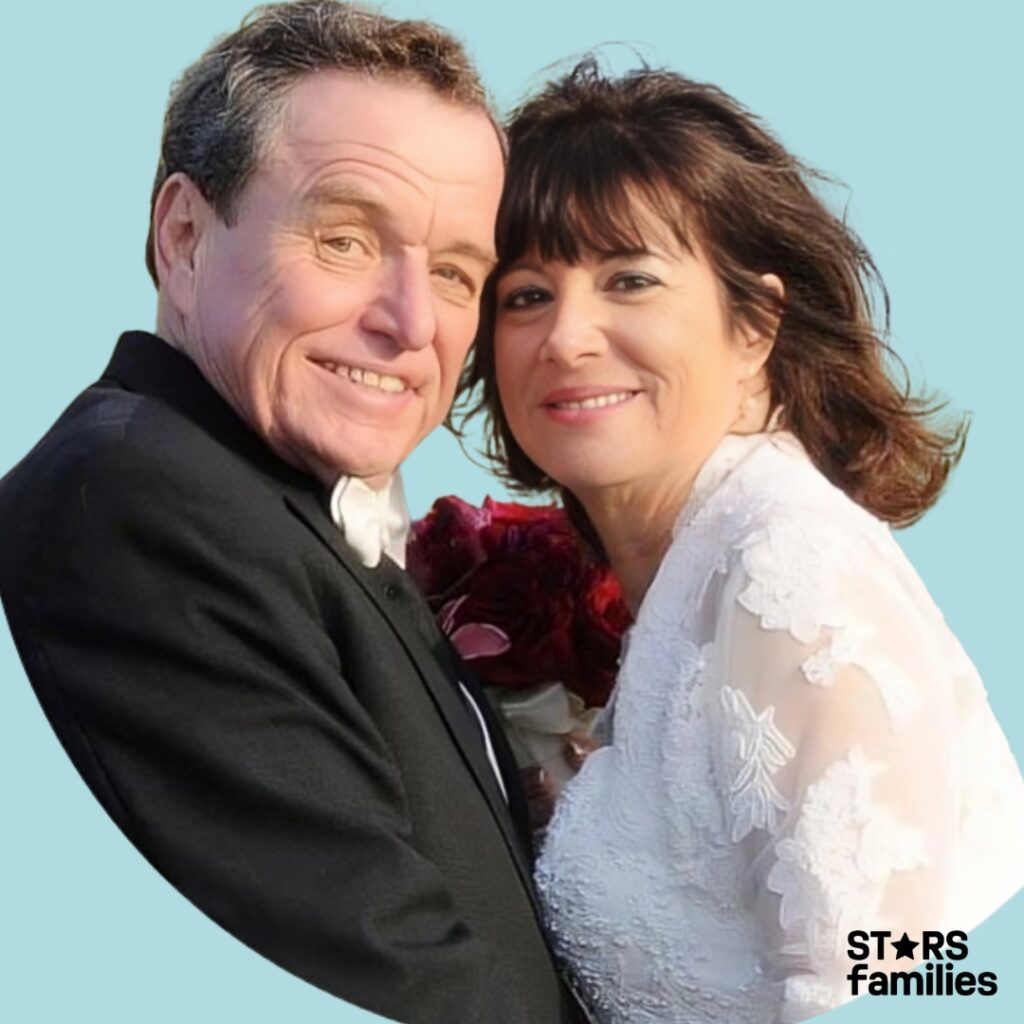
[[846, 930, 997, 997]]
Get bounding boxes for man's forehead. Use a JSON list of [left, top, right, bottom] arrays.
[[268, 71, 503, 192]]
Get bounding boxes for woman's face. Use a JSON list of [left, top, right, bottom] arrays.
[[493, 219, 776, 502]]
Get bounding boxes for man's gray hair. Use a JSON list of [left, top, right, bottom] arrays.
[[145, 0, 495, 284]]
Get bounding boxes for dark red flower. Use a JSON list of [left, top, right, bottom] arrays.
[[572, 567, 634, 706], [406, 495, 490, 600], [408, 497, 630, 707]]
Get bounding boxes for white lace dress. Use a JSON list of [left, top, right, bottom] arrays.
[[535, 430, 1024, 1023]]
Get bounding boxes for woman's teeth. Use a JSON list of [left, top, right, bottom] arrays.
[[552, 391, 633, 410]]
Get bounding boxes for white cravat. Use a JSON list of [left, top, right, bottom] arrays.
[[328, 472, 411, 569]]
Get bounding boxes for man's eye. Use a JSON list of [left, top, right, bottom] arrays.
[[433, 265, 474, 292], [500, 286, 549, 310], [324, 236, 362, 254], [317, 228, 375, 259]]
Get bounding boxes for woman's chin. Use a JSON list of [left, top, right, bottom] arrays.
[[541, 461, 643, 498]]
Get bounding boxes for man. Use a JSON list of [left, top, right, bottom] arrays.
[[0, 3, 585, 1022]]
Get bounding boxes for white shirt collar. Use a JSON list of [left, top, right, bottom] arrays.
[[328, 471, 411, 570]]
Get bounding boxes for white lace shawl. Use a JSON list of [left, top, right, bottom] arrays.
[[535, 430, 1024, 1023]]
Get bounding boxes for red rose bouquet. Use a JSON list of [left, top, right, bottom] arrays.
[[407, 496, 631, 788]]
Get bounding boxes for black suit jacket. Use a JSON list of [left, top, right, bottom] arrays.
[[0, 332, 583, 1024]]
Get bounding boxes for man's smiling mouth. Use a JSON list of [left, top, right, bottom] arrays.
[[313, 359, 410, 394]]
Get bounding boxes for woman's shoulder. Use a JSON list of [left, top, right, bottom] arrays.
[[681, 431, 889, 559], [652, 434, 874, 632], [668, 432, 920, 646], [743, 432, 868, 515], [722, 433, 900, 558]]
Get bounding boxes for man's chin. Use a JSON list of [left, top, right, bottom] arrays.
[[305, 445, 409, 490], [265, 411, 428, 487], [350, 470, 397, 491]]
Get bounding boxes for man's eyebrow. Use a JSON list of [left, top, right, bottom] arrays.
[[439, 241, 497, 272], [302, 182, 386, 215], [302, 183, 495, 269]]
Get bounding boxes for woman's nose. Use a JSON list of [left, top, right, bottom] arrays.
[[539, 292, 607, 367]]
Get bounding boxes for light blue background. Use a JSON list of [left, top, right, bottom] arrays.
[[1, 1, 1020, 1020]]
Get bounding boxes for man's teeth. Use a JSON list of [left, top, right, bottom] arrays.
[[324, 362, 407, 394], [553, 391, 633, 411]]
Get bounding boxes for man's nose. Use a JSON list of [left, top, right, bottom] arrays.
[[360, 254, 437, 351], [540, 292, 607, 367]]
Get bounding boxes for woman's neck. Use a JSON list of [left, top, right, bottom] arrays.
[[578, 474, 697, 616]]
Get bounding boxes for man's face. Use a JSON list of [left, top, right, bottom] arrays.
[[183, 72, 504, 486]]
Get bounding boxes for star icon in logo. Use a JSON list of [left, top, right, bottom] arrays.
[[891, 932, 920, 960]]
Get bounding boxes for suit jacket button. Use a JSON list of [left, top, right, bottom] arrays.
[[383, 583, 402, 601]]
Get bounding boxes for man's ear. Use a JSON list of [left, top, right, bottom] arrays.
[[737, 272, 785, 380], [152, 173, 212, 319]]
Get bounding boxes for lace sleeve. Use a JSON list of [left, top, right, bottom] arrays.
[[707, 517, 960, 1022]]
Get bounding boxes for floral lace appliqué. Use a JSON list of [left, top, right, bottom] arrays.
[[800, 628, 865, 686], [767, 746, 929, 950], [801, 626, 921, 727], [720, 686, 794, 841], [737, 521, 845, 645]]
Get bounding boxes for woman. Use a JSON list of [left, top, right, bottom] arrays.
[[461, 61, 1024, 1022]]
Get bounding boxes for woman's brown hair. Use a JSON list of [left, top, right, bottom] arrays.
[[457, 59, 967, 534]]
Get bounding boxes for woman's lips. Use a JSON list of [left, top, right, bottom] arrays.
[[540, 387, 640, 423]]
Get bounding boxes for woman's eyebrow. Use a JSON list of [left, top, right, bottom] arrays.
[[597, 245, 662, 260], [499, 248, 662, 275], [500, 259, 546, 277]]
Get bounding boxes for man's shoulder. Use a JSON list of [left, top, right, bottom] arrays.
[[9, 369, 256, 489], [0, 370, 294, 552]]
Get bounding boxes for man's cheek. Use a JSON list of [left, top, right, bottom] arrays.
[[273, 262, 363, 333]]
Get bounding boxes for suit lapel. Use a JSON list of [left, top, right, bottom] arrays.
[[283, 488, 540, 911]]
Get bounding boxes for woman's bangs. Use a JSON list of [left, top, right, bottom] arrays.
[[497, 132, 687, 268]]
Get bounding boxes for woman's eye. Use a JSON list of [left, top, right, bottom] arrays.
[[500, 286, 550, 310], [610, 273, 658, 292]]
